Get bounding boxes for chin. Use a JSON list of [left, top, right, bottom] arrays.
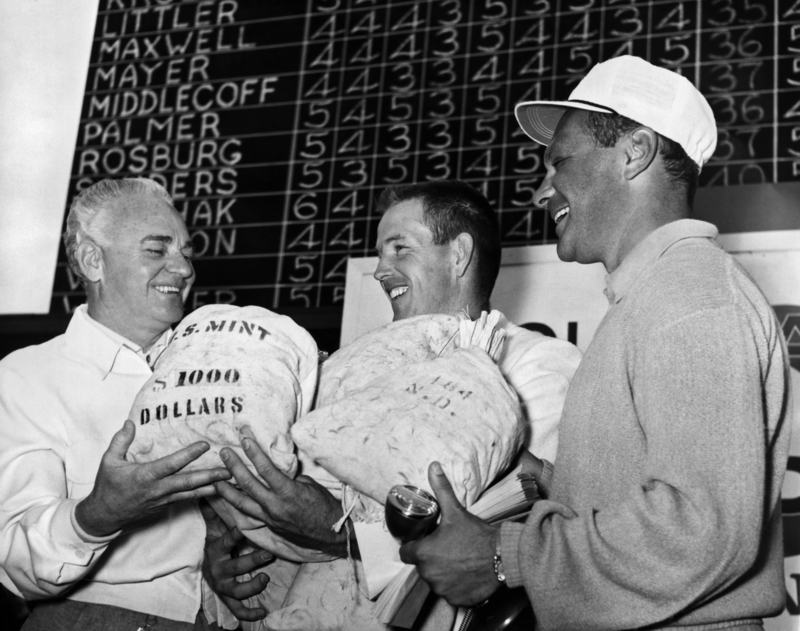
[[556, 242, 576, 263], [157, 305, 185, 325], [392, 301, 422, 321]]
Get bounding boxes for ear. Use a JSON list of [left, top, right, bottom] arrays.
[[75, 238, 104, 284], [450, 232, 474, 278], [623, 127, 658, 180]]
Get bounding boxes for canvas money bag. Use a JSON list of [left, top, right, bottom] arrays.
[[292, 313, 464, 506], [314, 313, 460, 408], [293, 311, 524, 517], [262, 558, 454, 631], [127, 303, 319, 477], [271, 312, 522, 631]]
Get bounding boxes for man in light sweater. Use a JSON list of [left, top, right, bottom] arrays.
[[0, 178, 233, 630], [399, 56, 791, 630], [203, 180, 582, 625]]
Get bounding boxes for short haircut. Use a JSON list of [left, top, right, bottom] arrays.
[[584, 111, 700, 203], [63, 177, 174, 282], [375, 180, 502, 301]]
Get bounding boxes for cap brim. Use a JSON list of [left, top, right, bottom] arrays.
[[515, 100, 615, 145]]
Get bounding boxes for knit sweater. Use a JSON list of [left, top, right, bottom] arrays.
[[501, 220, 791, 630]]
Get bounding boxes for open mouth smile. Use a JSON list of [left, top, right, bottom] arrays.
[[154, 285, 181, 295], [389, 286, 408, 299]]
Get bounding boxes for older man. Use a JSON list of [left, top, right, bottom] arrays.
[[400, 56, 791, 630], [205, 180, 582, 624], [0, 178, 232, 630]]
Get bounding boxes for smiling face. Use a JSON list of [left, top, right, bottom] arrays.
[[373, 199, 461, 321], [534, 109, 626, 269], [91, 193, 195, 347]]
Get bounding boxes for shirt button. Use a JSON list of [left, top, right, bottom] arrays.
[[75, 550, 86, 560]]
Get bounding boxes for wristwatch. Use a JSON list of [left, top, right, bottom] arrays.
[[492, 539, 506, 583]]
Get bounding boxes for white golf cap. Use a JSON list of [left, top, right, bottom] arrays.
[[514, 55, 717, 170]]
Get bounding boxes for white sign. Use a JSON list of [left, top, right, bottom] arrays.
[[0, 1, 97, 314]]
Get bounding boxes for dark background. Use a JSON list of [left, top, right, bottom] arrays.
[[4, 0, 799, 359]]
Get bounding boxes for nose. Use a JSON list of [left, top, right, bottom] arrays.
[[373, 255, 392, 281], [533, 174, 553, 210], [168, 251, 195, 281]]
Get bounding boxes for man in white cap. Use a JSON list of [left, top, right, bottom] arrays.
[[400, 55, 791, 629]]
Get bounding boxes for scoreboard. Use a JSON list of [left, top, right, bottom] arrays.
[[53, 0, 800, 315]]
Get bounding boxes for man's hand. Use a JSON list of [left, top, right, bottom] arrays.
[[215, 433, 350, 556], [200, 500, 271, 622], [399, 462, 502, 607], [75, 420, 232, 537]]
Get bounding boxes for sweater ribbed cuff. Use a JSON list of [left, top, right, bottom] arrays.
[[499, 521, 527, 589]]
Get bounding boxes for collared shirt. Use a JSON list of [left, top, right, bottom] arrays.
[[496, 314, 582, 464], [604, 219, 719, 305], [0, 305, 206, 622], [86, 315, 173, 371]]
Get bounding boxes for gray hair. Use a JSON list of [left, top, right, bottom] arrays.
[[63, 177, 174, 281]]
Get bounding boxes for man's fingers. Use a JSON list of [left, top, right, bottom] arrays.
[[200, 500, 229, 539], [214, 481, 269, 521], [224, 601, 266, 623], [226, 548, 273, 578], [208, 524, 246, 556], [222, 573, 269, 623], [199, 498, 220, 524], [165, 484, 220, 504], [223, 586, 267, 623], [427, 461, 463, 517], [240, 436, 292, 495], [157, 468, 232, 501], [220, 448, 257, 486], [399, 539, 420, 565], [220, 448, 274, 506], [148, 441, 213, 479], [227, 570, 270, 599], [107, 420, 136, 460]]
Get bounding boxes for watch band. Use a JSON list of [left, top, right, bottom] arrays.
[[492, 539, 506, 583]]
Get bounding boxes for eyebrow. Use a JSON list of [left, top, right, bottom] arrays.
[[140, 235, 173, 244], [141, 234, 194, 253]]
